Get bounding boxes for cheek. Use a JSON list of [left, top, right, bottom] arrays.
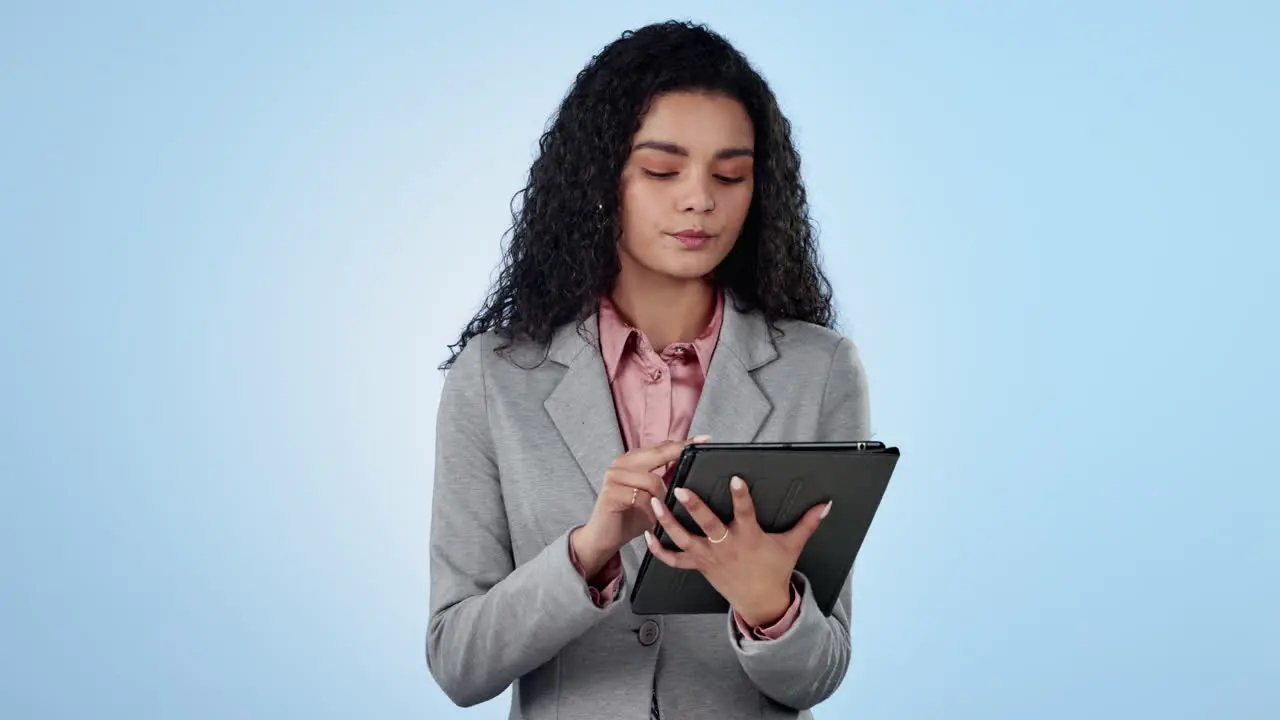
[[621, 182, 665, 229], [722, 185, 754, 227]]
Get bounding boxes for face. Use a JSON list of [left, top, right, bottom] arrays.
[[615, 91, 755, 284]]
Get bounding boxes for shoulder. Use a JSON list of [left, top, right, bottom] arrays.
[[442, 331, 497, 382], [441, 327, 580, 411], [765, 319, 871, 437], [444, 329, 562, 380], [437, 332, 499, 419], [769, 318, 846, 355], [767, 318, 865, 383]]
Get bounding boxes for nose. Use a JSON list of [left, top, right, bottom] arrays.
[[679, 172, 716, 213]]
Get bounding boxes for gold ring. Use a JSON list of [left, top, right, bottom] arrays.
[[630, 488, 638, 506], [708, 529, 729, 544]]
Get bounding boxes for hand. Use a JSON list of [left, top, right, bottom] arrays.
[[571, 436, 710, 578], [643, 475, 830, 627]]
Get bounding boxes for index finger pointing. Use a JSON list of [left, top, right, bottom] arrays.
[[616, 435, 710, 473]]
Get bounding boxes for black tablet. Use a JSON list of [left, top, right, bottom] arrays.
[[629, 441, 899, 616]]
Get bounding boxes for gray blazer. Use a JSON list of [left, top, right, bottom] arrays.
[[426, 297, 872, 719]]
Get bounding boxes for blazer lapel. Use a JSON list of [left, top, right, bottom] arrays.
[[543, 314, 625, 499], [688, 295, 777, 444], [542, 316, 652, 574]]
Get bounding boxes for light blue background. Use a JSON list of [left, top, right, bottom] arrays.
[[3, 1, 1276, 718]]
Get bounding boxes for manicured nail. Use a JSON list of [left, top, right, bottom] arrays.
[[691, 435, 711, 443], [644, 530, 654, 545], [820, 501, 833, 519], [730, 476, 745, 491], [650, 497, 664, 516], [674, 488, 690, 503]]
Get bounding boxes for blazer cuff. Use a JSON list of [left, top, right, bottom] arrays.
[[536, 529, 626, 620], [568, 531, 623, 608], [728, 570, 849, 710], [731, 571, 826, 656]]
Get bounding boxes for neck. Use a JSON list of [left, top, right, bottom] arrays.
[[609, 270, 717, 351]]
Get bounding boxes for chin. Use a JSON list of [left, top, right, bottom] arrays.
[[651, 256, 724, 282]]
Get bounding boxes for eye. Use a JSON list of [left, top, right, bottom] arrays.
[[715, 175, 747, 184], [642, 169, 677, 179]]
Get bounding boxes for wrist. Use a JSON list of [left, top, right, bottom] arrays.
[[735, 583, 793, 628], [570, 524, 614, 578]]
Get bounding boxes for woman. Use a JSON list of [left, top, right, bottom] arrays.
[[427, 20, 871, 720]]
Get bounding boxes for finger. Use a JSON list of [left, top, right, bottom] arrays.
[[616, 435, 710, 473], [650, 496, 699, 553], [643, 530, 697, 570], [672, 487, 728, 544], [610, 485, 656, 522], [780, 500, 832, 552], [616, 439, 686, 472], [603, 467, 668, 501], [729, 475, 759, 527], [633, 489, 658, 524]]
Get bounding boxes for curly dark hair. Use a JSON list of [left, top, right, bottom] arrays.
[[441, 20, 835, 370]]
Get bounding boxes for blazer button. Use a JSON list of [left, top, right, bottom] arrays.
[[638, 619, 660, 646]]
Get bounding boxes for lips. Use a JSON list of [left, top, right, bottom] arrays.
[[671, 229, 714, 249], [674, 229, 711, 240]]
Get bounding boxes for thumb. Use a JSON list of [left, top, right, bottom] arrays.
[[781, 501, 831, 552]]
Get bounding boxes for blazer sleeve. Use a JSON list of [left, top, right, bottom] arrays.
[[425, 338, 619, 707], [730, 335, 870, 710]]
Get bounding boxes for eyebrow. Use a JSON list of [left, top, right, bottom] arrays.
[[632, 140, 755, 160]]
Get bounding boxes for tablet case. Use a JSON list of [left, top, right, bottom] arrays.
[[629, 442, 898, 616]]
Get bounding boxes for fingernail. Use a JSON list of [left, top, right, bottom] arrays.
[[674, 488, 690, 503], [644, 530, 654, 544], [650, 497, 664, 516], [691, 435, 711, 443], [820, 501, 833, 519], [730, 476, 745, 491]]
